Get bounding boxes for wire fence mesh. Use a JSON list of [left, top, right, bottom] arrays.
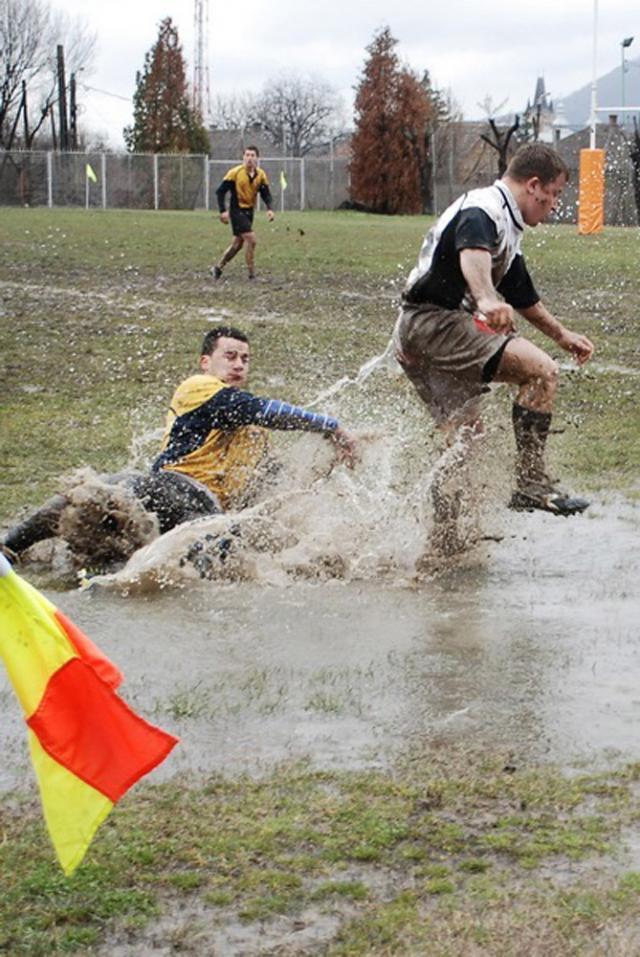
[[0, 135, 637, 225], [0, 151, 351, 213]]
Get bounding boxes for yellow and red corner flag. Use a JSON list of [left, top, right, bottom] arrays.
[[0, 553, 178, 875]]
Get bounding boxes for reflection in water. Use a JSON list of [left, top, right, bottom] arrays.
[[1, 500, 639, 792]]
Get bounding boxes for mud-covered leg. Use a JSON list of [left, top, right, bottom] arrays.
[[2, 494, 69, 556], [428, 417, 488, 558]]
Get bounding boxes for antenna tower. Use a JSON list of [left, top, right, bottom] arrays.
[[193, 0, 212, 122]]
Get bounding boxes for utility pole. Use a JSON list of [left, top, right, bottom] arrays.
[[69, 72, 78, 150], [21, 81, 30, 146], [56, 45, 69, 151]]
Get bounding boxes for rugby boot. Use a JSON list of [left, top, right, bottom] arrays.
[[0, 543, 18, 564], [509, 485, 589, 516], [510, 402, 589, 515]]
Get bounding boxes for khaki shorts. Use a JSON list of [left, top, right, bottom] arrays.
[[393, 300, 513, 425]]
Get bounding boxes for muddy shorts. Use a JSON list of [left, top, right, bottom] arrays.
[[230, 206, 254, 236], [393, 300, 514, 426]]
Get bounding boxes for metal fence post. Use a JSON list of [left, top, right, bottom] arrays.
[[204, 154, 209, 210], [101, 153, 107, 209], [46, 151, 53, 208], [300, 158, 305, 211], [153, 153, 159, 210]]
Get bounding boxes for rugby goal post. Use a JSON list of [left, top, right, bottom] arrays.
[[578, 109, 639, 235]]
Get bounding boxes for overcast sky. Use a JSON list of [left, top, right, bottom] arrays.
[[55, 0, 638, 148]]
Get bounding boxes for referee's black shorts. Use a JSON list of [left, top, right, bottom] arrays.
[[230, 206, 254, 236]]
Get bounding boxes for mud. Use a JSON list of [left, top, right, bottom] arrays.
[[2, 496, 639, 793]]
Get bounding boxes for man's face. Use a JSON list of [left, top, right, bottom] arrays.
[[522, 173, 566, 226], [243, 149, 258, 171], [200, 337, 250, 387]]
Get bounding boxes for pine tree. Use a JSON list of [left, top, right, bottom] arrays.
[[124, 17, 209, 154], [350, 27, 437, 214]]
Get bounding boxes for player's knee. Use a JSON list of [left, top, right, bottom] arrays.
[[544, 358, 559, 389], [532, 358, 559, 396]]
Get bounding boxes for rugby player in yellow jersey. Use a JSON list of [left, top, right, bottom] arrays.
[[153, 325, 358, 508], [1, 327, 357, 565], [213, 146, 274, 281]]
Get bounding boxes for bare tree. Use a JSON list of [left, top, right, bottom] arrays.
[[475, 95, 520, 176], [480, 117, 520, 176], [476, 95, 509, 119], [254, 74, 343, 156], [0, 0, 95, 148], [210, 92, 257, 132]]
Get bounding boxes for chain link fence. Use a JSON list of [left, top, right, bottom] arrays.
[[1, 136, 636, 224], [0, 150, 350, 212]]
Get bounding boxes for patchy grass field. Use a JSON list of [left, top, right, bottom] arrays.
[[3, 747, 640, 955], [1, 208, 638, 523], [1, 208, 639, 954]]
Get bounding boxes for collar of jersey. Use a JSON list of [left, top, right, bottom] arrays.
[[493, 180, 524, 231]]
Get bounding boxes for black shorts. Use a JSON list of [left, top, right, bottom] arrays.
[[122, 470, 222, 534], [230, 206, 254, 236]]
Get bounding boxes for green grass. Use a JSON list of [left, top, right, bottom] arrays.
[[1, 208, 638, 521], [3, 750, 640, 954]]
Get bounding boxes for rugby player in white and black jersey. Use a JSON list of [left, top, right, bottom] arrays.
[[393, 142, 594, 522]]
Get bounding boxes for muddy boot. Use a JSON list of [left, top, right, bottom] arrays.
[[509, 403, 588, 516], [2, 494, 69, 555]]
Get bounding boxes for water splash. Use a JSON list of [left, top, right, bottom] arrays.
[[308, 339, 401, 408], [91, 411, 507, 595], [14, 361, 509, 593]]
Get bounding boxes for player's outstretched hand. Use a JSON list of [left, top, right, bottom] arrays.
[[559, 330, 594, 365], [266, 210, 275, 222], [220, 211, 230, 225], [330, 427, 359, 469]]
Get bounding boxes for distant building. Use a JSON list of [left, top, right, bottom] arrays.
[[523, 76, 555, 142], [551, 99, 572, 143]]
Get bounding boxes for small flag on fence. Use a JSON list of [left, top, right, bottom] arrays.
[[280, 170, 288, 191], [85, 163, 98, 183], [0, 553, 178, 875]]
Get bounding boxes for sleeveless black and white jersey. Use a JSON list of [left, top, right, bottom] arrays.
[[404, 180, 539, 312]]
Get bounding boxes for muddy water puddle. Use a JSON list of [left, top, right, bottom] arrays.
[[1, 499, 639, 790]]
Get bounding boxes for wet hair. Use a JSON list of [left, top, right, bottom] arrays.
[[506, 143, 569, 185], [201, 326, 249, 356], [244, 145, 259, 157]]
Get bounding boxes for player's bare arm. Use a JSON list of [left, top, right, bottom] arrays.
[[459, 248, 516, 333], [518, 302, 594, 365]]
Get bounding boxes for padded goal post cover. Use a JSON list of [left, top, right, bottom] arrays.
[[578, 149, 605, 235]]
